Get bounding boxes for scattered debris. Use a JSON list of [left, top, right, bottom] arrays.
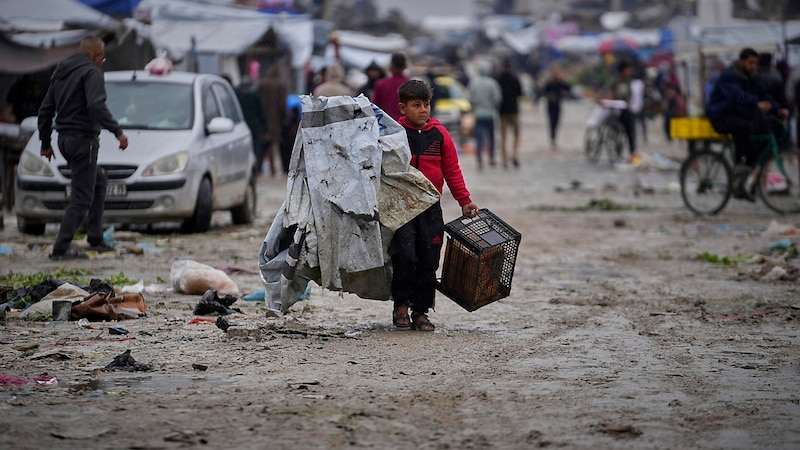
[[193, 290, 241, 316], [215, 315, 231, 332], [598, 422, 642, 436], [104, 349, 152, 372]]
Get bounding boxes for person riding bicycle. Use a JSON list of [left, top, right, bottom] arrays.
[[602, 60, 639, 161], [706, 47, 789, 199]]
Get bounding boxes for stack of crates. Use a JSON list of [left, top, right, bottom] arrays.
[[437, 209, 521, 312]]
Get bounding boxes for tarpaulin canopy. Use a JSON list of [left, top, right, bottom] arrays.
[[324, 30, 408, 70], [0, 0, 119, 73], [135, 0, 313, 69]]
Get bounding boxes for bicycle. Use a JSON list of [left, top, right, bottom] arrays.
[[584, 100, 629, 164], [675, 117, 800, 215]]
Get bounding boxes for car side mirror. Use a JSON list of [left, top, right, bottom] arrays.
[[206, 117, 234, 134], [20, 116, 38, 136]]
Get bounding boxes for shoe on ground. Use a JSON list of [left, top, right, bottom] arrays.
[[411, 311, 435, 332], [392, 305, 411, 328], [87, 242, 116, 253], [50, 248, 88, 260]]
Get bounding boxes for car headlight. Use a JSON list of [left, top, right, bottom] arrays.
[[18, 151, 53, 177], [142, 152, 189, 176]]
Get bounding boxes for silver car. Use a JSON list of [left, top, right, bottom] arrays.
[[15, 70, 256, 235]]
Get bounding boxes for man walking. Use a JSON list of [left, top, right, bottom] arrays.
[[372, 53, 410, 121], [38, 36, 128, 260]]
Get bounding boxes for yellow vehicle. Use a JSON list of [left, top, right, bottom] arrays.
[[432, 75, 472, 140]]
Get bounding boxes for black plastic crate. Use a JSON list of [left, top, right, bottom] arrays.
[[437, 209, 521, 311]]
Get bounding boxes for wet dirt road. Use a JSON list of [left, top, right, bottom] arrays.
[[1, 100, 799, 449]]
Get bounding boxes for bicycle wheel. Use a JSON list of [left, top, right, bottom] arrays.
[[584, 126, 603, 163], [758, 147, 800, 214], [604, 123, 627, 162], [680, 150, 732, 215]]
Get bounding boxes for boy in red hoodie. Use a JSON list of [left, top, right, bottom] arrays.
[[391, 80, 479, 331]]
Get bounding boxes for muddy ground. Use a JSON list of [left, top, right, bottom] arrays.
[[1, 101, 799, 449]]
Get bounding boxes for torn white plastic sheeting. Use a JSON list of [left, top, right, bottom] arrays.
[[259, 95, 440, 312]]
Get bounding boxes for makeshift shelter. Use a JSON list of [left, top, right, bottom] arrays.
[[134, 0, 313, 88], [325, 30, 407, 70], [0, 0, 154, 110]]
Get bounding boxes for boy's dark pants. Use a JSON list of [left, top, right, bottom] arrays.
[[53, 134, 107, 255], [390, 202, 445, 315]]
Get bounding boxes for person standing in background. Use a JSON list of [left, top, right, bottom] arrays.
[[356, 61, 385, 100], [785, 62, 800, 146], [38, 36, 128, 260], [604, 61, 637, 159], [757, 52, 788, 109], [372, 53, 410, 121], [312, 63, 353, 97], [258, 65, 288, 176], [495, 60, 523, 168], [468, 61, 501, 170], [226, 75, 266, 174], [538, 68, 572, 149]]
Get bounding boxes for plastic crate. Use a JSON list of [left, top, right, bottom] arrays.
[[669, 117, 725, 140], [437, 209, 521, 312]]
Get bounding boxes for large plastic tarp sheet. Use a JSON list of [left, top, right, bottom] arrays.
[[259, 95, 440, 313]]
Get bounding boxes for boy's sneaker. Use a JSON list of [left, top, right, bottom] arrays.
[[88, 242, 116, 253], [50, 248, 88, 260]]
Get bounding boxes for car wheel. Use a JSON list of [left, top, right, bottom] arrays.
[[231, 177, 256, 225], [181, 177, 213, 233], [17, 217, 46, 235]]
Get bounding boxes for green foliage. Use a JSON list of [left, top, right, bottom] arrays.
[[0, 269, 133, 289], [695, 252, 750, 265], [0, 268, 90, 288], [106, 271, 134, 286]]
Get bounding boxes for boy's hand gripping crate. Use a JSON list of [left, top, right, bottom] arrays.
[[437, 209, 521, 312]]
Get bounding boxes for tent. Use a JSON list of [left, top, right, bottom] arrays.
[[134, 0, 313, 87], [323, 30, 408, 70], [0, 0, 119, 74]]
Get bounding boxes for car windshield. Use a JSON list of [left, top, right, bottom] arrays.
[[438, 80, 466, 100], [107, 81, 193, 130]]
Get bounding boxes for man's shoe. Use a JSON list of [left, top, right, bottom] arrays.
[[87, 242, 116, 253], [50, 248, 88, 260]]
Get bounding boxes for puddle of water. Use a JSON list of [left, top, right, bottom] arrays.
[[73, 375, 234, 393]]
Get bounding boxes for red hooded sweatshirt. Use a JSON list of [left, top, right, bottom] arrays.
[[398, 116, 472, 207]]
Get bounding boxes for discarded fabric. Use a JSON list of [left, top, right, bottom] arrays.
[[193, 290, 241, 316], [104, 350, 152, 372]]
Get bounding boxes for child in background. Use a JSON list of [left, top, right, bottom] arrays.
[[391, 80, 479, 331]]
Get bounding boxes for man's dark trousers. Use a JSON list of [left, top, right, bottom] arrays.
[[53, 134, 107, 255]]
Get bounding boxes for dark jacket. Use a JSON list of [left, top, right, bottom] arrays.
[[706, 63, 779, 120], [540, 79, 572, 107], [38, 53, 122, 149], [496, 71, 522, 115]]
